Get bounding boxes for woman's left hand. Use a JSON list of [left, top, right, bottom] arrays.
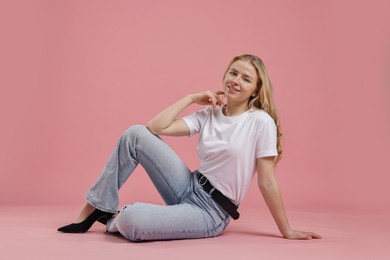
[[284, 230, 322, 240]]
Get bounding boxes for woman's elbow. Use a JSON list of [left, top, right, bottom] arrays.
[[145, 123, 159, 135], [258, 179, 278, 193]]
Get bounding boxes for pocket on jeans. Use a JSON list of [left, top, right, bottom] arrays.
[[198, 188, 225, 226]]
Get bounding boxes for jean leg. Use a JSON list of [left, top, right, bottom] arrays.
[[86, 125, 193, 213], [106, 202, 227, 241]]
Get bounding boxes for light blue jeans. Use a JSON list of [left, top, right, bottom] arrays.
[[85, 125, 230, 241]]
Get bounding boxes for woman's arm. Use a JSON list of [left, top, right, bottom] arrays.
[[146, 95, 193, 136], [257, 157, 321, 239], [146, 91, 224, 136]]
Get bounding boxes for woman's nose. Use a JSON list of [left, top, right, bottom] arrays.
[[232, 76, 240, 84]]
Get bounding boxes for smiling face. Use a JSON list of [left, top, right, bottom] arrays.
[[223, 60, 259, 106]]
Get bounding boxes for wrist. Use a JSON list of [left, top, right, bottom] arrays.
[[280, 228, 293, 238], [186, 94, 195, 104]]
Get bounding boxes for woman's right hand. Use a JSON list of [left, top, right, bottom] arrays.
[[147, 90, 225, 136], [189, 91, 225, 107]]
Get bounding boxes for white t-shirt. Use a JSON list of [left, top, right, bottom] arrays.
[[182, 105, 278, 205]]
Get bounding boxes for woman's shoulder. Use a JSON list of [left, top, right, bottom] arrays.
[[186, 106, 219, 122], [191, 105, 214, 116], [250, 108, 274, 122]]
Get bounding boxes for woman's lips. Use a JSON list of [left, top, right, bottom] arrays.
[[227, 84, 240, 93]]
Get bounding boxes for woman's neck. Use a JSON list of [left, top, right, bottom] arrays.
[[223, 102, 250, 117]]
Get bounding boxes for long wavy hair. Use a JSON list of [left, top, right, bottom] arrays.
[[223, 54, 283, 163]]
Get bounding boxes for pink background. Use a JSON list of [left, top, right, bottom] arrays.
[[0, 0, 389, 214]]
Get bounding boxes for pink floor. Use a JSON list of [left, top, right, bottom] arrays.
[[1, 206, 389, 260]]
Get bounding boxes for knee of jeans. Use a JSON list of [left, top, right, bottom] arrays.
[[124, 125, 147, 136], [123, 125, 151, 141], [116, 204, 146, 241]]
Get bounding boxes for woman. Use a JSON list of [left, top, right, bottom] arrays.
[[58, 54, 321, 241]]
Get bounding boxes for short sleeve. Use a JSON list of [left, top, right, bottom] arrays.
[[182, 107, 210, 136], [256, 118, 278, 158]]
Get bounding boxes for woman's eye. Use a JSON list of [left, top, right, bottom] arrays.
[[243, 78, 250, 83], [229, 71, 237, 76]]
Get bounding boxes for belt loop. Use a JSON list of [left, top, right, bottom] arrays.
[[208, 188, 215, 195]]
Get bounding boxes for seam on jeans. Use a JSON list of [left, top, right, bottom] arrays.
[[197, 184, 231, 220], [137, 217, 226, 240], [118, 156, 136, 173], [136, 145, 182, 203], [126, 230, 207, 242], [127, 203, 226, 241], [117, 134, 138, 173], [193, 187, 228, 231], [192, 199, 212, 232], [85, 195, 118, 214], [142, 228, 205, 235]]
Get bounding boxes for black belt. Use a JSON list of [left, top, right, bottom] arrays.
[[197, 172, 240, 220]]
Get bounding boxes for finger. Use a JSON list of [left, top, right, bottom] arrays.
[[209, 96, 217, 107], [305, 232, 319, 237], [311, 233, 322, 239], [214, 93, 222, 106], [303, 232, 321, 240], [218, 92, 227, 104], [296, 233, 312, 240], [221, 95, 226, 105], [215, 91, 226, 105]]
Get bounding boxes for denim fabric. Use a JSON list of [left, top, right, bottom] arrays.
[[85, 125, 230, 241]]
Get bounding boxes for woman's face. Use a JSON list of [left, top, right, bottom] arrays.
[[223, 60, 258, 105]]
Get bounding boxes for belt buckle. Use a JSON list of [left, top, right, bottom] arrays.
[[199, 175, 207, 186]]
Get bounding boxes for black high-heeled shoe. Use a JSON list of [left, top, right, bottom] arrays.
[[57, 209, 113, 233], [96, 210, 118, 225], [96, 214, 113, 225]]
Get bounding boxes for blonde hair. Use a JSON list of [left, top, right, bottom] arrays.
[[224, 54, 283, 163]]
